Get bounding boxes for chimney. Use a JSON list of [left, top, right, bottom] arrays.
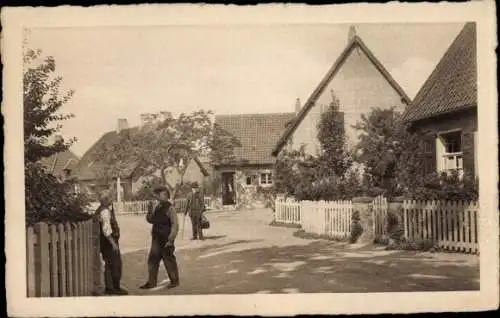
[[348, 25, 357, 43], [295, 98, 301, 113], [117, 118, 129, 133]]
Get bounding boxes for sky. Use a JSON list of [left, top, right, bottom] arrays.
[[26, 23, 464, 157]]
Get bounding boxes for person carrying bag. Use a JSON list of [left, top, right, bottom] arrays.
[[184, 182, 208, 240]]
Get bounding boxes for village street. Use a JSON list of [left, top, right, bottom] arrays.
[[117, 209, 479, 295]]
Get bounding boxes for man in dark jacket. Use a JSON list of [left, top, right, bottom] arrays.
[[140, 186, 180, 290], [184, 182, 206, 240], [95, 192, 128, 295]]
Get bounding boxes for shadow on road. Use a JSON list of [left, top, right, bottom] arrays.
[[122, 240, 479, 295], [202, 235, 226, 240]]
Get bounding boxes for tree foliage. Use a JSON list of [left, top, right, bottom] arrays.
[[24, 49, 90, 225], [95, 110, 238, 199], [24, 49, 76, 164], [316, 93, 353, 178], [352, 107, 478, 200]]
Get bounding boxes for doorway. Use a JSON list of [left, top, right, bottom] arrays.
[[221, 172, 236, 205]]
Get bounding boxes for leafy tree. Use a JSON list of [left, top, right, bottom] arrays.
[[95, 110, 238, 199], [316, 92, 353, 178], [24, 49, 76, 164], [352, 107, 414, 197], [24, 48, 89, 225]]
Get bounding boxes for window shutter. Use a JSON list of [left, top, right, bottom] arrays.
[[462, 131, 475, 177], [423, 135, 436, 176], [435, 135, 443, 173]]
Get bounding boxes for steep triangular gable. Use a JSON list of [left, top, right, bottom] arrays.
[[402, 22, 477, 123], [272, 35, 411, 156]]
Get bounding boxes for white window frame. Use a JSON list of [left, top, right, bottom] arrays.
[[259, 171, 273, 187], [243, 175, 254, 187], [436, 129, 463, 178]]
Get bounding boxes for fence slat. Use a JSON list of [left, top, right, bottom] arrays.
[[65, 223, 74, 296], [49, 224, 59, 297], [26, 227, 36, 297], [58, 223, 67, 297], [77, 222, 84, 296], [83, 221, 89, 296], [35, 223, 51, 297]]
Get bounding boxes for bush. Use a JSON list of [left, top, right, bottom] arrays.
[[25, 162, 91, 226], [409, 171, 478, 201], [349, 211, 363, 244]]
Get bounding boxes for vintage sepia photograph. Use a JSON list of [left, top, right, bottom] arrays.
[[3, 2, 498, 317]]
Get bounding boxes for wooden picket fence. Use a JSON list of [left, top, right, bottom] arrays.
[[403, 200, 479, 253], [372, 195, 389, 243], [26, 219, 96, 297], [113, 197, 212, 215], [300, 200, 353, 240], [274, 199, 301, 225]]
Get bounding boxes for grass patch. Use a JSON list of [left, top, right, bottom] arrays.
[[268, 220, 302, 229], [293, 229, 349, 243]]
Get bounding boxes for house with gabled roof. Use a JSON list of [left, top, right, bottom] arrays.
[[401, 22, 477, 179], [212, 112, 295, 209], [74, 117, 210, 201], [39, 147, 79, 182], [272, 26, 411, 158]]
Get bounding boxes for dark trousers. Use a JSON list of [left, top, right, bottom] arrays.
[[146, 235, 179, 286], [100, 237, 122, 292], [190, 212, 204, 239]]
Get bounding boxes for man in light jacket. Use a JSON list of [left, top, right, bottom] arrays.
[[95, 192, 128, 295]]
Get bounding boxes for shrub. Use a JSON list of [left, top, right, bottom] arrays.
[[349, 211, 363, 244], [25, 162, 91, 226], [409, 171, 478, 201]]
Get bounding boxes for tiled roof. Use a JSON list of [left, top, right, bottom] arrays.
[[215, 112, 296, 166], [74, 128, 139, 181], [272, 35, 411, 156], [39, 150, 79, 176], [402, 22, 477, 123], [75, 126, 210, 181]]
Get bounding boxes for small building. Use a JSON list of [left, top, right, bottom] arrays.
[[401, 22, 477, 179], [39, 146, 80, 198], [39, 149, 79, 182], [212, 112, 295, 209], [272, 26, 411, 157], [74, 118, 210, 201]]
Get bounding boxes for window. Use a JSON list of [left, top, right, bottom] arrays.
[[246, 176, 252, 186], [437, 130, 463, 176], [259, 172, 273, 186]]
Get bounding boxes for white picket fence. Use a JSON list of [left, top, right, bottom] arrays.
[[403, 200, 479, 253], [114, 200, 154, 215], [275, 199, 352, 239], [301, 200, 353, 239], [274, 199, 301, 225], [108, 197, 212, 215]]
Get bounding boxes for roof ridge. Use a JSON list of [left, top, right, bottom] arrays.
[[271, 33, 411, 156], [216, 112, 295, 118], [402, 22, 476, 123]]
